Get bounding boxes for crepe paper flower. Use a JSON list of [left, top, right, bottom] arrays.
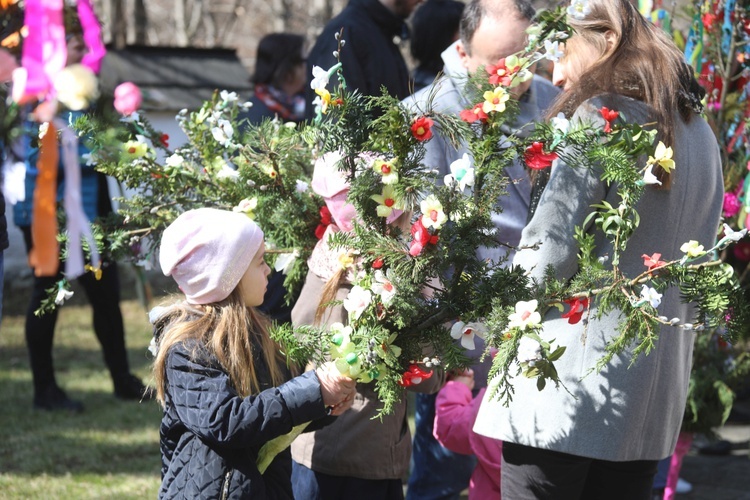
[[295, 180, 309, 193], [315, 206, 333, 239], [420, 195, 448, 230], [55, 287, 74, 305], [113, 82, 142, 115], [508, 300, 542, 331], [54, 64, 100, 110], [343, 286, 373, 320], [486, 55, 529, 87], [567, 0, 592, 20], [371, 257, 384, 269], [219, 90, 238, 104], [398, 364, 433, 387], [216, 164, 239, 181], [561, 297, 589, 325], [517, 336, 543, 366], [211, 119, 234, 147], [274, 250, 300, 275], [122, 140, 148, 159], [642, 252, 667, 271], [338, 251, 354, 270], [460, 103, 489, 124], [409, 219, 440, 257], [647, 142, 675, 173], [723, 192, 741, 218], [310, 65, 331, 90], [450, 321, 487, 350], [371, 185, 401, 218], [444, 153, 475, 192], [159, 134, 170, 148], [84, 264, 103, 281], [550, 112, 570, 134], [543, 40, 564, 62], [482, 86, 510, 114], [599, 106, 619, 133], [640, 165, 662, 186], [524, 141, 558, 170], [680, 240, 705, 258], [411, 116, 434, 141], [233, 197, 258, 218], [372, 158, 399, 185], [314, 87, 332, 114], [640, 286, 662, 309], [722, 224, 748, 243], [372, 269, 398, 305]]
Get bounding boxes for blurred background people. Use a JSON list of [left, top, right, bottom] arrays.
[[410, 0, 464, 92]]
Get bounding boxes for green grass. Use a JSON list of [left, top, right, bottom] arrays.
[[0, 298, 163, 499]]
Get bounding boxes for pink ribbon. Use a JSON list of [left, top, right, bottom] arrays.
[[16, 0, 66, 103], [77, 0, 106, 74]]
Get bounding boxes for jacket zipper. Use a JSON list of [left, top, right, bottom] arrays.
[[220, 469, 233, 500]]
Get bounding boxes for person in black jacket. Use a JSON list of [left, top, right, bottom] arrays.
[[305, 0, 424, 120], [152, 208, 356, 499]]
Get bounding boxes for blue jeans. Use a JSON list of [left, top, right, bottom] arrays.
[[652, 455, 671, 489], [406, 393, 476, 500], [292, 461, 403, 500]]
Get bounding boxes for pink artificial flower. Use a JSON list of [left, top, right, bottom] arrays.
[[723, 192, 741, 218], [642, 252, 667, 271], [113, 82, 142, 115]]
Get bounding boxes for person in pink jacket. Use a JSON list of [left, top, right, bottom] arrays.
[[434, 369, 502, 499]]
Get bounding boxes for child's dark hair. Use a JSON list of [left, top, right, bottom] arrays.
[[251, 33, 306, 88], [411, 0, 465, 75]]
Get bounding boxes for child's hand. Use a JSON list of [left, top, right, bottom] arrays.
[[451, 369, 475, 391], [316, 362, 357, 414]]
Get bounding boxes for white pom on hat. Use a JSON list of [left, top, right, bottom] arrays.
[[159, 208, 264, 304]]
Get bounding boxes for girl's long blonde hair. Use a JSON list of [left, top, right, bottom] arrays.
[[548, 0, 705, 188], [152, 287, 287, 406]]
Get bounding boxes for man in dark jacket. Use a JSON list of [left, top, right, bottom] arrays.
[[305, 0, 424, 120]]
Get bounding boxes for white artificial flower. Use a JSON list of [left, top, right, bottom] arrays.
[[517, 335, 543, 366], [216, 163, 239, 181], [55, 288, 74, 305], [640, 286, 662, 309], [343, 286, 373, 320], [165, 154, 185, 168], [723, 223, 748, 242], [371, 269, 398, 305], [274, 250, 300, 275], [444, 153, 475, 192], [450, 321, 487, 350], [567, 0, 592, 20], [81, 152, 96, 166], [211, 119, 234, 146], [233, 197, 258, 217], [295, 180, 309, 193], [550, 112, 570, 134], [507, 300, 542, 330], [642, 165, 662, 185], [220, 90, 238, 103], [544, 40, 564, 62], [310, 65, 330, 91]]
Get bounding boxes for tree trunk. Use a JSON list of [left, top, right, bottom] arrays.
[[133, 0, 148, 45]]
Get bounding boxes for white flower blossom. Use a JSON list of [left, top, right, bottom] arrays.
[[274, 250, 300, 275], [508, 300, 542, 330], [642, 165, 662, 185], [310, 65, 330, 91], [640, 286, 662, 309], [567, 0, 591, 20], [220, 90, 238, 103], [723, 223, 748, 242], [517, 335, 544, 366], [295, 180, 309, 193], [211, 119, 234, 146], [444, 153, 475, 192], [371, 269, 398, 305], [450, 321, 487, 350], [55, 288, 74, 305], [165, 154, 185, 168], [551, 112, 570, 134], [543, 40, 564, 62], [216, 164, 239, 181], [343, 286, 373, 320]]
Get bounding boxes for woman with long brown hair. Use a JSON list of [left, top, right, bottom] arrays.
[[474, 2, 723, 498]]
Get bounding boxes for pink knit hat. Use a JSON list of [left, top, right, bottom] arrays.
[[159, 208, 264, 305]]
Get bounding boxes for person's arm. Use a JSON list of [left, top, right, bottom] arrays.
[[433, 382, 484, 455], [165, 346, 328, 450]]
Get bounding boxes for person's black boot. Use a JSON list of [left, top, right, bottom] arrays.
[[113, 374, 154, 401], [33, 385, 84, 412]]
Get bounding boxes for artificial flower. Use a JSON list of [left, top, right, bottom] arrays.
[[567, 0, 592, 20], [165, 154, 184, 168], [642, 252, 667, 270], [371, 269, 398, 305], [722, 223, 748, 243], [508, 300, 542, 330], [640, 286, 662, 309], [411, 116, 434, 141], [159, 134, 169, 148], [372, 158, 399, 184], [219, 90, 238, 103], [85, 264, 103, 281], [550, 112, 570, 134], [444, 153, 475, 192], [343, 285, 373, 320], [371, 185, 401, 217], [372, 257, 384, 269], [599, 106, 619, 133], [398, 364, 433, 387], [233, 197, 258, 218], [310, 65, 330, 91], [460, 103, 488, 124], [122, 139, 148, 159], [561, 297, 589, 324], [517, 336, 543, 366], [113, 82, 142, 115], [295, 180, 309, 193], [486, 55, 529, 87], [420, 195, 448, 230], [723, 192, 741, 218], [450, 321, 487, 350], [641, 165, 661, 186], [338, 251, 354, 270], [524, 141, 558, 170], [54, 64, 99, 110], [274, 250, 299, 275], [543, 40, 564, 62], [329, 322, 355, 359], [680, 240, 705, 258], [482, 86, 510, 114], [54, 287, 74, 305], [216, 163, 239, 181], [314, 87, 331, 114], [315, 206, 332, 239], [647, 141, 675, 173], [211, 119, 234, 147], [409, 219, 439, 257]]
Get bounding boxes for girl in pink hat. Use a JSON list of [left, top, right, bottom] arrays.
[[151, 208, 356, 499]]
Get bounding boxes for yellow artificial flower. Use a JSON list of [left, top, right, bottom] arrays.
[[372, 157, 399, 184], [371, 185, 401, 217], [315, 87, 331, 114], [482, 86, 510, 114], [647, 141, 675, 173], [680, 240, 705, 258], [122, 140, 148, 159]]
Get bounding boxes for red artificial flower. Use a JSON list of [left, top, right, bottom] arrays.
[[561, 297, 589, 325], [460, 103, 488, 124], [487, 57, 520, 87], [315, 205, 332, 239], [160, 133, 170, 148], [642, 253, 667, 271], [409, 219, 439, 257], [398, 364, 434, 387], [372, 257, 384, 269], [702, 12, 718, 30], [524, 142, 558, 170], [411, 116, 434, 141], [599, 107, 619, 133]]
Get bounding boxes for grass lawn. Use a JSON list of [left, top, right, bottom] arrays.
[[0, 297, 163, 499]]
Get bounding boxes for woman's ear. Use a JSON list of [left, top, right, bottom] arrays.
[[604, 30, 618, 53]]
